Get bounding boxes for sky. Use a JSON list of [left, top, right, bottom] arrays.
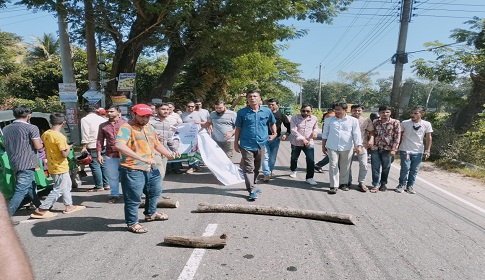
[[1, 0, 484, 93]]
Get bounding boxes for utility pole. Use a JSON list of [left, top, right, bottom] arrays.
[[390, 0, 413, 116], [299, 83, 302, 107], [57, 0, 80, 145], [84, 0, 103, 107], [318, 64, 322, 110]]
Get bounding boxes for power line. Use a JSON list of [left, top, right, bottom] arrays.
[[0, 15, 53, 27], [407, 41, 465, 54]]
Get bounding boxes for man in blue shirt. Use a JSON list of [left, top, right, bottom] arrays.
[[234, 90, 276, 200]]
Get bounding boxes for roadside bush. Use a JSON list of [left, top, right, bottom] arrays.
[[0, 96, 64, 113]]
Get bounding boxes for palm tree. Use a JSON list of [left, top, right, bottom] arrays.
[[29, 33, 60, 61]]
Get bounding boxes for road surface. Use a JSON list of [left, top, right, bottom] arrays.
[[13, 140, 485, 280]]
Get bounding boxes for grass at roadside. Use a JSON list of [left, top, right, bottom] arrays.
[[434, 159, 485, 182]]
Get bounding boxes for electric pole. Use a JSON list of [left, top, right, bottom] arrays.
[[390, 0, 413, 116], [318, 64, 322, 110], [57, 0, 80, 145]]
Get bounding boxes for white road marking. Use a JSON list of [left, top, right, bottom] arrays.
[[177, 223, 218, 280], [391, 164, 485, 215]]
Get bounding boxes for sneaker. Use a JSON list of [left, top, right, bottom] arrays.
[[395, 184, 405, 193], [248, 189, 261, 201], [289, 171, 297, 178], [358, 183, 369, 192], [314, 166, 324, 173], [338, 184, 349, 191], [107, 196, 121, 204], [263, 175, 270, 182], [379, 184, 387, 192], [328, 188, 337, 194], [306, 178, 318, 185], [405, 186, 416, 194], [186, 168, 194, 174]]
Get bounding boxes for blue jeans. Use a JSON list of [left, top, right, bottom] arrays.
[[120, 166, 162, 226], [88, 149, 109, 189], [399, 151, 423, 187], [315, 156, 329, 167], [8, 169, 41, 216], [290, 145, 315, 179], [104, 156, 121, 197], [370, 150, 394, 187], [262, 137, 281, 176]]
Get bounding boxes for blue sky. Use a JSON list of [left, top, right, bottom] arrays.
[[1, 0, 484, 93]]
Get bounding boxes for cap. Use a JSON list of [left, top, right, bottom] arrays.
[[132, 104, 153, 116], [97, 108, 106, 115]]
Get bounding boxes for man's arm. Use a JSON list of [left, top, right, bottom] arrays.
[[0, 193, 35, 280], [80, 119, 89, 152], [32, 138, 43, 150], [424, 133, 432, 159], [96, 124, 105, 164], [234, 127, 241, 153]]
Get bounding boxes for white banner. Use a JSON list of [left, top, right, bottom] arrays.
[[197, 131, 244, 186], [168, 123, 201, 164]]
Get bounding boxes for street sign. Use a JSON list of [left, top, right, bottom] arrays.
[[59, 83, 78, 102], [82, 89, 103, 103], [117, 73, 136, 91]]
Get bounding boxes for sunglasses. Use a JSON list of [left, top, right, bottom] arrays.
[[301, 110, 311, 113], [412, 124, 421, 131], [186, 106, 195, 108]]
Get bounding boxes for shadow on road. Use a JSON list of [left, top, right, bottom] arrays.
[[30, 217, 125, 237]]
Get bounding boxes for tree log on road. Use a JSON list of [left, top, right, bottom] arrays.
[[195, 203, 355, 225], [164, 234, 227, 249], [139, 200, 179, 208]]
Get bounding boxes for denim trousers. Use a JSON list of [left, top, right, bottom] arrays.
[[327, 149, 353, 189], [348, 149, 368, 184], [88, 149, 109, 189], [290, 144, 315, 179], [315, 156, 329, 167], [120, 166, 162, 226], [40, 172, 73, 209], [104, 156, 121, 197], [399, 151, 423, 187], [8, 169, 42, 216], [370, 150, 394, 187], [262, 137, 281, 176]]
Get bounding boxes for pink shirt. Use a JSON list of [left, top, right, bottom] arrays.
[[290, 114, 319, 146]]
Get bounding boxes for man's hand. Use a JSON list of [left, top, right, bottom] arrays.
[[281, 134, 287, 141], [389, 150, 396, 156], [322, 145, 328, 155], [97, 154, 104, 164], [224, 133, 234, 141], [424, 151, 430, 160], [268, 134, 277, 141], [367, 139, 374, 148], [144, 158, 156, 165], [234, 142, 240, 153], [303, 139, 310, 147], [312, 132, 318, 139], [353, 146, 362, 154]]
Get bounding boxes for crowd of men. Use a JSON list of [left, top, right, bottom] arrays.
[[2, 90, 432, 233]]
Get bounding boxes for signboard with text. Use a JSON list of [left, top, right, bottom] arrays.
[[117, 73, 136, 91], [59, 83, 77, 102]]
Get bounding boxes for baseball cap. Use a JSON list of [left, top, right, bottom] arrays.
[[97, 108, 106, 115], [132, 104, 153, 116]]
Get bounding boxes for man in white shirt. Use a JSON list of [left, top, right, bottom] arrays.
[[322, 102, 362, 194], [194, 99, 210, 122], [348, 104, 374, 192], [396, 106, 433, 194], [81, 104, 109, 191], [166, 102, 182, 126]]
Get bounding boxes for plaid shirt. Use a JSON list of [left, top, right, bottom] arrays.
[[372, 118, 401, 151]]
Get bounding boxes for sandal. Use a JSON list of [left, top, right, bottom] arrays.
[[359, 183, 369, 192], [127, 223, 148, 234], [370, 187, 379, 193], [86, 187, 103, 192], [145, 212, 169, 222]]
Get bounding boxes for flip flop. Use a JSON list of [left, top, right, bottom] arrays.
[[30, 211, 57, 219], [63, 205, 86, 214], [86, 188, 103, 192]]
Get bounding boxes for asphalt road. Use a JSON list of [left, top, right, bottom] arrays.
[[13, 140, 485, 280]]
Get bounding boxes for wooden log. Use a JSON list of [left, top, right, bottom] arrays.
[[195, 203, 355, 225], [164, 234, 227, 248], [139, 199, 179, 208]]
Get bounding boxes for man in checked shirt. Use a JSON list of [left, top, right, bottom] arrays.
[[149, 103, 180, 180], [97, 105, 126, 203]]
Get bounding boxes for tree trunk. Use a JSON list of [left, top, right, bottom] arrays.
[[139, 199, 179, 208], [164, 234, 227, 248], [195, 203, 355, 225], [449, 73, 485, 132], [147, 46, 191, 101]]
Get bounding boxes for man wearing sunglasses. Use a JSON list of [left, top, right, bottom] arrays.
[[396, 106, 433, 194], [289, 104, 319, 185]]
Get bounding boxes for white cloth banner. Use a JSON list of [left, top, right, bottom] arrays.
[[197, 131, 244, 186]]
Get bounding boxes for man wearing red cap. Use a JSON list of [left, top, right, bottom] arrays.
[[115, 104, 177, 234]]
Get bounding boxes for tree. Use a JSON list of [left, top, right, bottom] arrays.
[[17, 0, 352, 101], [412, 17, 485, 131], [29, 33, 60, 61]]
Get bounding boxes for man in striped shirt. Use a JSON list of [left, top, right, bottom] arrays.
[[2, 105, 43, 220]]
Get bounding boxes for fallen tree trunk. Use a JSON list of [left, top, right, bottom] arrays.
[[164, 234, 227, 248], [139, 199, 179, 208], [195, 203, 354, 225]]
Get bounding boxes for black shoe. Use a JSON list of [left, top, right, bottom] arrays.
[[79, 170, 88, 177], [328, 188, 337, 194], [379, 184, 387, 192], [339, 184, 349, 191], [314, 166, 324, 173]]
